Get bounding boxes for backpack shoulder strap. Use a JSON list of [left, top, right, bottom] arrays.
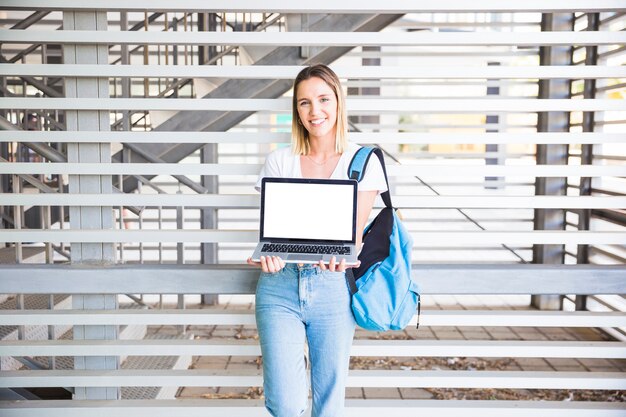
[[347, 146, 374, 182], [347, 146, 393, 208]]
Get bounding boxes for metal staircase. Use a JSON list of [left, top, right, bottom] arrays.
[[116, 13, 402, 192]]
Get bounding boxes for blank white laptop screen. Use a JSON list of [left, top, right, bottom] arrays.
[[262, 181, 355, 242]]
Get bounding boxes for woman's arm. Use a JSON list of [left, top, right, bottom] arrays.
[[355, 190, 378, 252]]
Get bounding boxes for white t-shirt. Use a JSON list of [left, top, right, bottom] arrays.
[[254, 142, 388, 193]]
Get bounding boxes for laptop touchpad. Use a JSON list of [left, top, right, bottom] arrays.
[[287, 255, 319, 262]]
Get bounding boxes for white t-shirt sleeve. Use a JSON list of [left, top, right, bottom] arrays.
[[254, 149, 282, 192], [357, 152, 388, 193]]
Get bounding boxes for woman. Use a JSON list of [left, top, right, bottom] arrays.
[[247, 64, 387, 417]]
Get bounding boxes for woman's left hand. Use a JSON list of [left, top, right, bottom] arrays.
[[318, 256, 360, 273]]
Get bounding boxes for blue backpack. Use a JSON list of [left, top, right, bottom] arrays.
[[346, 147, 421, 331]]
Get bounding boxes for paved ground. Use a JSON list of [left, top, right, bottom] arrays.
[[143, 294, 626, 401]]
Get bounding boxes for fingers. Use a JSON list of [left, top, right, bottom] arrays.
[[329, 256, 337, 271], [276, 257, 286, 271], [318, 259, 327, 270], [323, 256, 347, 272], [316, 257, 354, 272], [337, 258, 347, 272], [246, 257, 260, 267], [259, 255, 269, 271], [260, 256, 285, 273]]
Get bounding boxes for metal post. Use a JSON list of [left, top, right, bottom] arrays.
[[1, 35, 10, 236], [201, 144, 219, 305], [208, 13, 217, 61], [197, 13, 207, 65], [63, 10, 118, 400], [120, 12, 130, 131], [40, 41, 55, 367], [176, 192, 186, 332], [575, 12, 600, 311], [0, 139, 8, 232], [300, 14, 309, 59], [58, 166, 66, 256], [13, 174, 22, 262], [485, 62, 502, 189], [172, 17, 179, 98], [42, 202, 53, 262], [47, 294, 56, 370], [117, 173, 125, 263], [197, 13, 217, 65], [531, 13, 574, 311]]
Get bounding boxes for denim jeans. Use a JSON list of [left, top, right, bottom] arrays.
[[255, 263, 356, 417]]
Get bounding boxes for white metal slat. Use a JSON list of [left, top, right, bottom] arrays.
[[2, 98, 626, 112], [2, 64, 626, 79], [3, 194, 626, 209], [1, 230, 625, 245], [2, 0, 626, 13], [1, 369, 624, 390], [3, 162, 625, 176], [1, 339, 624, 358], [2, 264, 622, 295], [2, 30, 626, 46], [1, 310, 624, 327], [0, 131, 624, 145], [0, 399, 624, 417]]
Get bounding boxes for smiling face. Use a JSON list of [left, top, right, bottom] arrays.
[[295, 76, 338, 143]]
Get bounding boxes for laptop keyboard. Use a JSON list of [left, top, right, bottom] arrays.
[[262, 243, 350, 255]]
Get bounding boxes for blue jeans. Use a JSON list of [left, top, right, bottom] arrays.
[[255, 263, 356, 417]]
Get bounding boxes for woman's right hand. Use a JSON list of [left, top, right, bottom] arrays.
[[246, 256, 286, 273]]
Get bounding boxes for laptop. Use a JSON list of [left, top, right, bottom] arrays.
[[251, 177, 359, 265]]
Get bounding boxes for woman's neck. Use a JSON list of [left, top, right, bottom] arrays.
[[307, 137, 338, 157]]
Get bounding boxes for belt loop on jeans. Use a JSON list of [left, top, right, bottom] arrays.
[[297, 263, 321, 274]]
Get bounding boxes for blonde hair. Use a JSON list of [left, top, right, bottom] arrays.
[[291, 64, 348, 155]]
